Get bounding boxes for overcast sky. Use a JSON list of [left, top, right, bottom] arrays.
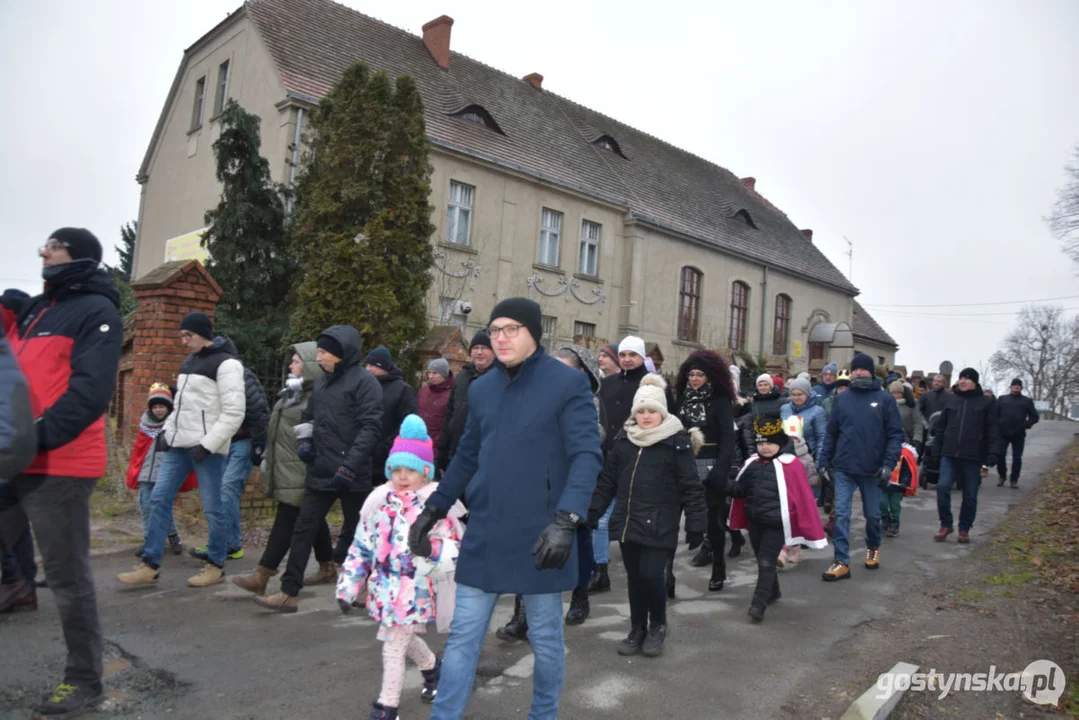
[[2, 0, 1076, 379]]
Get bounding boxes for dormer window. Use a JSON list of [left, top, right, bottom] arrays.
[[451, 105, 504, 134], [733, 209, 757, 229], [593, 134, 626, 158]]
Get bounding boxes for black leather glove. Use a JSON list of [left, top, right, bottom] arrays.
[[251, 446, 264, 468], [190, 445, 210, 464], [297, 439, 315, 464], [409, 505, 448, 558], [876, 466, 892, 490], [531, 510, 580, 570], [332, 466, 355, 492], [337, 598, 352, 615], [154, 434, 169, 453], [686, 531, 705, 550]]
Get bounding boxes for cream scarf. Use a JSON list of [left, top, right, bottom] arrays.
[[624, 414, 686, 448]]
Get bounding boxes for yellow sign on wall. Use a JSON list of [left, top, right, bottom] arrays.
[[164, 227, 210, 263], [792, 341, 803, 358]]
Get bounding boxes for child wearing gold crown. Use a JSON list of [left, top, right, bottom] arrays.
[[728, 413, 826, 622]]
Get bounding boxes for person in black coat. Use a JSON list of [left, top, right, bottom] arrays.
[[933, 368, 1001, 544], [674, 350, 739, 591], [436, 331, 495, 472], [363, 346, 419, 484], [994, 378, 1039, 487], [918, 374, 950, 487], [738, 374, 784, 450], [589, 374, 707, 658], [255, 325, 383, 613]]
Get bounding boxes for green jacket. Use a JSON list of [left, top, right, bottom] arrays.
[[262, 342, 318, 507]]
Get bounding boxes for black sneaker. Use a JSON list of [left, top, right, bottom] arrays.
[[420, 657, 441, 703], [997, 476, 1006, 487], [641, 624, 667, 657], [617, 628, 647, 656], [727, 542, 743, 558], [188, 546, 210, 562], [168, 534, 183, 556], [34, 682, 103, 718], [749, 605, 766, 623]]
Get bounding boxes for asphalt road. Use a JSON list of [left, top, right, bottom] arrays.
[[1, 422, 1074, 720]]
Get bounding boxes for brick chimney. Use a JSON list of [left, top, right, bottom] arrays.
[[422, 15, 454, 70], [523, 73, 544, 89], [801, 229, 813, 242], [740, 177, 756, 191]]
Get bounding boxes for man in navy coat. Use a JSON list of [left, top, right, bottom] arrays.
[[410, 297, 603, 720]]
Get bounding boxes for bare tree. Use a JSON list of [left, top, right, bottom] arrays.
[[1047, 144, 1079, 267], [989, 305, 1079, 415]]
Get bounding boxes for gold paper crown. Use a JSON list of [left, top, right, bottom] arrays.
[[753, 415, 784, 437], [149, 382, 171, 394]]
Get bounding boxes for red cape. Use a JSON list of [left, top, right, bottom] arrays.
[[729, 454, 827, 549], [125, 431, 197, 492]]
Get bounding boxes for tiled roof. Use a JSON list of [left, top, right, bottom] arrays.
[[244, 0, 857, 294], [852, 300, 898, 348]]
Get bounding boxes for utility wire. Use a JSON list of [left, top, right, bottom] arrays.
[[869, 306, 1079, 318], [862, 294, 1079, 309]]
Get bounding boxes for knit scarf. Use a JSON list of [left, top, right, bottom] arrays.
[[278, 375, 304, 409], [625, 414, 685, 448], [680, 384, 713, 426], [139, 412, 166, 439]]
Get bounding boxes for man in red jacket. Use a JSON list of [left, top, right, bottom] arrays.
[[0, 228, 122, 718]]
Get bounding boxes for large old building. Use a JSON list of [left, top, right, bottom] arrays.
[[132, 0, 898, 373]]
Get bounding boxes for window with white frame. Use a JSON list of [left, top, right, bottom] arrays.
[[538, 208, 562, 267], [574, 321, 595, 339], [446, 181, 474, 245], [213, 60, 230, 116], [541, 315, 558, 347], [579, 220, 600, 276], [191, 76, 206, 131]]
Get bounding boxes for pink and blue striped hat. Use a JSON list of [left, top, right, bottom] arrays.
[[385, 414, 435, 480]]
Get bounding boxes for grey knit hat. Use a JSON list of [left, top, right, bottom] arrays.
[[427, 358, 451, 379], [788, 378, 812, 397]]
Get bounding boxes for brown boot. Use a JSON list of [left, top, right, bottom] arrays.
[[231, 566, 277, 596], [253, 591, 298, 614], [303, 561, 337, 587]]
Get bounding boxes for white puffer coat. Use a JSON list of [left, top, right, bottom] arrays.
[[164, 336, 246, 455]]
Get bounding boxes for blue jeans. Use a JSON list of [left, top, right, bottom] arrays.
[[138, 483, 177, 540], [832, 471, 882, 564], [220, 439, 251, 551], [592, 501, 615, 564], [937, 457, 982, 532], [144, 448, 228, 567], [431, 584, 565, 720]]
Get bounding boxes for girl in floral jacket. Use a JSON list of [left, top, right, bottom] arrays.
[[336, 414, 465, 720]]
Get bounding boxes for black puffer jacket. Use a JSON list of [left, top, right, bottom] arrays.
[[233, 367, 270, 448], [598, 364, 649, 453], [995, 393, 1039, 438], [726, 440, 794, 527], [437, 362, 489, 471], [372, 365, 418, 478], [589, 429, 707, 549], [918, 388, 951, 425], [936, 385, 1001, 464], [301, 325, 383, 493]]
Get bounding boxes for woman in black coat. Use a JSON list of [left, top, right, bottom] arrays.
[[674, 351, 742, 591], [589, 374, 707, 658]]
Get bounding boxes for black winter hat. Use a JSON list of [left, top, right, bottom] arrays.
[[50, 227, 102, 263], [364, 345, 393, 371], [318, 333, 346, 361], [959, 367, 980, 384], [180, 311, 214, 341], [470, 330, 492, 351], [850, 353, 874, 374], [489, 297, 543, 344], [1010, 377, 1023, 388]]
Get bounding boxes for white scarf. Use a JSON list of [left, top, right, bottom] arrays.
[[624, 413, 685, 448]]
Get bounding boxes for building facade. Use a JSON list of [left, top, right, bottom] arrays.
[[133, 0, 897, 374]]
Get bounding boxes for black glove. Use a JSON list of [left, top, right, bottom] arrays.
[[332, 466, 355, 492], [337, 598, 352, 615], [686, 531, 705, 550], [154, 434, 169, 453], [409, 505, 448, 558], [531, 510, 580, 570], [986, 454, 998, 469], [297, 439, 315, 464], [190, 445, 210, 464], [586, 510, 601, 530], [818, 467, 833, 488], [875, 466, 892, 490], [251, 446, 264, 468]]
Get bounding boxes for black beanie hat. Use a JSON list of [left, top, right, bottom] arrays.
[[180, 311, 214, 341], [50, 227, 102, 263], [317, 333, 346, 361], [489, 297, 543, 344], [364, 345, 393, 371], [470, 329, 492, 351], [850, 353, 874, 374], [959, 367, 980, 384], [1010, 377, 1023, 388]]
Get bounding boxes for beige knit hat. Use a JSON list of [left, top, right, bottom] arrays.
[[632, 373, 669, 418], [888, 380, 905, 394]]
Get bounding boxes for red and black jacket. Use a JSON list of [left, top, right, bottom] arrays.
[[1, 260, 123, 478]]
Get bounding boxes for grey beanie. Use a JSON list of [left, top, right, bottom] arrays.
[[427, 358, 451, 379], [788, 378, 812, 397], [822, 362, 838, 375]]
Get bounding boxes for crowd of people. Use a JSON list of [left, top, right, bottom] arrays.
[[0, 228, 1044, 719]]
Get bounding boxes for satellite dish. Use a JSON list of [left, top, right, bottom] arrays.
[[939, 361, 953, 375]]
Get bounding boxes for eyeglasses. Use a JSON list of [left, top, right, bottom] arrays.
[[179, 331, 196, 340], [39, 241, 66, 253], [687, 370, 707, 378], [487, 323, 524, 339]]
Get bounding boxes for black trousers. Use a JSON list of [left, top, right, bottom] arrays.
[[620, 541, 668, 629], [707, 495, 744, 581], [997, 436, 1025, 484], [280, 487, 367, 596], [748, 521, 785, 610], [258, 502, 333, 571]]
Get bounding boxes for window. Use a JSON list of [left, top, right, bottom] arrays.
[[190, 76, 206, 131], [437, 297, 467, 328], [728, 281, 750, 350], [678, 267, 702, 343], [593, 134, 626, 158], [542, 315, 558, 348], [733, 209, 757, 229], [538, 208, 562, 267], [574, 321, 595, 339], [878, 356, 886, 366], [213, 60, 230, 116], [809, 342, 825, 361], [773, 294, 792, 355], [451, 105, 504, 134], [578, 221, 600, 276], [445, 181, 474, 245]]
